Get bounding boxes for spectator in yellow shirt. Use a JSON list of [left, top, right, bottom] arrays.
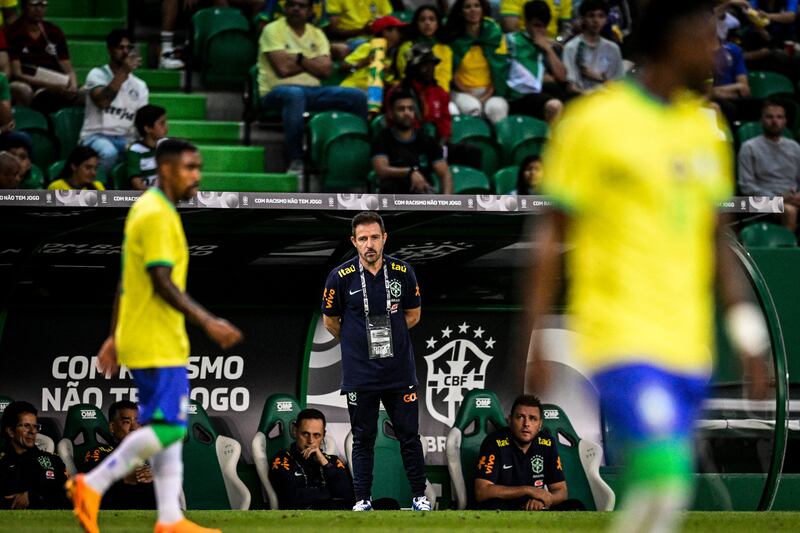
[[47, 146, 106, 191], [327, 0, 392, 45], [396, 5, 454, 98], [341, 16, 407, 93]]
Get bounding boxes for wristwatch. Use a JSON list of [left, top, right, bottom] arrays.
[[408, 165, 420, 178]]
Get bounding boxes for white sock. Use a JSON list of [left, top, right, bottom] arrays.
[[85, 426, 163, 495], [161, 31, 175, 52], [151, 441, 184, 524], [611, 482, 690, 533]]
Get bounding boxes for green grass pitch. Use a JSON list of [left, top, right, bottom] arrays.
[[1, 511, 800, 532]]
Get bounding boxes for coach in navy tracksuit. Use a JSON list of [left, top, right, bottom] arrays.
[[321, 211, 430, 512]]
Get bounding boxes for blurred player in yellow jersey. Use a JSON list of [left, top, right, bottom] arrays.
[[527, 1, 769, 532], [66, 139, 243, 533]]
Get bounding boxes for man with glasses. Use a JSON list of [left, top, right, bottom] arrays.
[[0, 400, 69, 510], [258, 0, 366, 180], [80, 28, 149, 177], [6, 0, 79, 114]]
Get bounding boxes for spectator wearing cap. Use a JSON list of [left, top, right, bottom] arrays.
[[79, 29, 149, 175], [340, 16, 407, 96], [506, 0, 566, 124], [389, 42, 452, 142], [443, 0, 509, 124], [396, 5, 454, 100], [258, 0, 367, 177], [327, 0, 393, 46]]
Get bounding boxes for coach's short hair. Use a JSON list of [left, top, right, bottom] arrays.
[[633, 0, 716, 61], [108, 400, 137, 422], [510, 394, 543, 417], [1, 401, 37, 435], [155, 138, 197, 166], [351, 211, 386, 236], [295, 408, 327, 429]]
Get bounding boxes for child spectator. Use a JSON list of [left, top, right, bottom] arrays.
[[127, 105, 168, 190], [0, 150, 21, 188], [341, 16, 407, 99], [514, 154, 542, 195]]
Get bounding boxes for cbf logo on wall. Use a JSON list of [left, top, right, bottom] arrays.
[[424, 322, 495, 426]]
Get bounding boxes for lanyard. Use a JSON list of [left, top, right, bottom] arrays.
[[358, 260, 392, 317]]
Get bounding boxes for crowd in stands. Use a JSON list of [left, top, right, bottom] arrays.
[[0, 0, 797, 208]]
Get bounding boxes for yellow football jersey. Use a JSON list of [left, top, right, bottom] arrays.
[[115, 188, 189, 369], [541, 80, 733, 375]]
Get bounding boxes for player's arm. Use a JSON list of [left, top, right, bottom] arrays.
[[148, 265, 243, 349], [96, 282, 122, 375], [542, 480, 567, 507], [523, 209, 569, 392], [715, 213, 769, 399]]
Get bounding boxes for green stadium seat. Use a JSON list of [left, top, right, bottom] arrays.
[[47, 0, 126, 18], [748, 71, 794, 99], [494, 115, 548, 166], [739, 222, 797, 248], [451, 165, 491, 194], [445, 389, 507, 510], [451, 115, 500, 175], [50, 17, 125, 40], [0, 394, 12, 416], [308, 111, 370, 191], [251, 393, 302, 510], [150, 93, 207, 120], [47, 0, 91, 17], [169, 120, 241, 145], [51, 106, 85, 159], [21, 164, 45, 189], [492, 166, 518, 194], [191, 7, 256, 87], [111, 162, 127, 189], [735, 121, 793, 147], [200, 172, 297, 193], [345, 410, 436, 508], [197, 145, 264, 173], [75, 67, 183, 92], [540, 404, 615, 511], [183, 400, 251, 510], [56, 403, 113, 476], [67, 41, 107, 68], [13, 106, 58, 169]]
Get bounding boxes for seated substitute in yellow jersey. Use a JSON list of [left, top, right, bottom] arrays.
[[115, 187, 189, 369], [47, 179, 106, 191], [540, 79, 733, 377], [500, 0, 571, 37]]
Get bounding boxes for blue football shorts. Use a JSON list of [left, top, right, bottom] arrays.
[[131, 366, 190, 427], [593, 362, 709, 445]]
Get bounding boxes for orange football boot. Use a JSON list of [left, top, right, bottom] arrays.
[[65, 474, 101, 533]]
